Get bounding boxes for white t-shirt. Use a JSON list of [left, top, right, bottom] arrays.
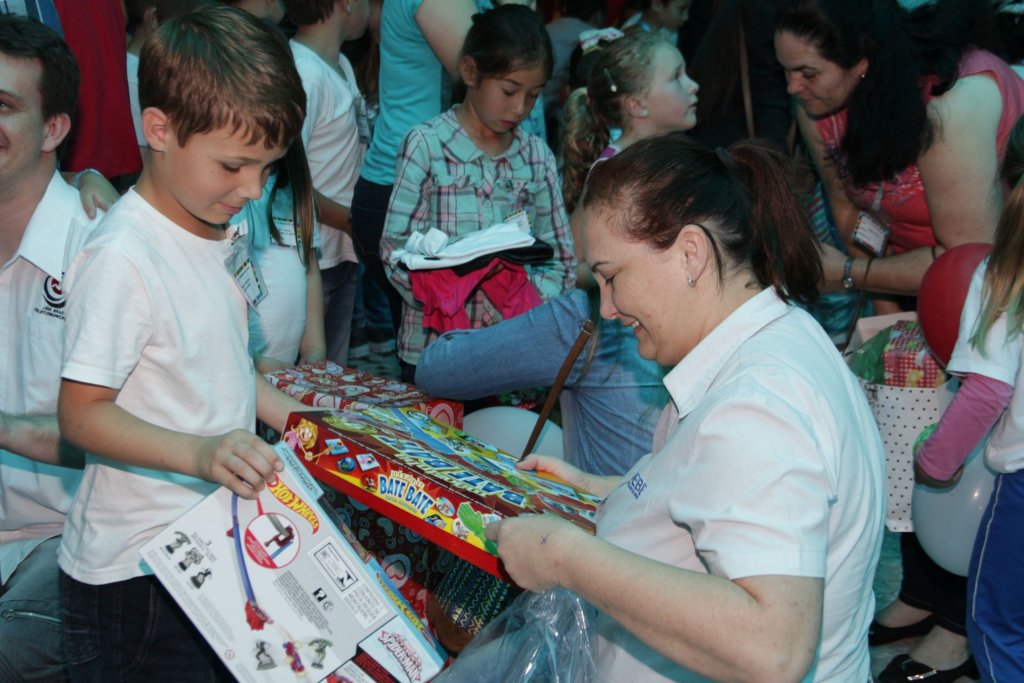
[[290, 40, 366, 270], [595, 289, 885, 682], [948, 259, 1024, 473], [240, 176, 320, 365], [0, 172, 103, 584], [125, 51, 144, 147], [58, 190, 257, 584]]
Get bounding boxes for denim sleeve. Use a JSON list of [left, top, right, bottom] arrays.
[[416, 289, 592, 399]]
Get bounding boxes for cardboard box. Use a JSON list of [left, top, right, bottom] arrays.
[[883, 319, 943, 388], [283, 407, 600, 579], [141, 442, 446, 683], [266, 361, 463, 428]]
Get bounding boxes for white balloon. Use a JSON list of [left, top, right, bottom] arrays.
[[462, 406, 564, 459], [912, 439, 997, 576]]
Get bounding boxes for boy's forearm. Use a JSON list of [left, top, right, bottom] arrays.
[[313, 191, 351, 235], [256, 376, 310, 434], [58, 379, 207, 477]]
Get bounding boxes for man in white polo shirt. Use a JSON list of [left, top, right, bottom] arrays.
[[0, 14, 104, 682]]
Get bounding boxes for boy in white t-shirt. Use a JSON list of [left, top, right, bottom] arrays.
[[285, 0, 370, 365], [56, 7, 310, 680]]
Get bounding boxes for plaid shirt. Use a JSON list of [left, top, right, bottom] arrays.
[[382, 108, 576, 365]]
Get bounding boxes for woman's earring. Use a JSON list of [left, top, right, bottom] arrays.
[[687, 276, 696, 287]]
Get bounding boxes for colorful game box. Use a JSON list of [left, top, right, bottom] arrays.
[[266, 361, 463, 428], [140, 442, 446, 683], [282, 407, 600, 580]]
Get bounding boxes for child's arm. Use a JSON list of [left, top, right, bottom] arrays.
[[313, 190, 352, 237], [915, 372, 1012, 486], [526, 148, 576, 299], [381, 129, 434, 308], [58, 379, 281, 499], [256, 376, 312, 435], [64, 169, 119, 219], [299, 258, 326, 365]]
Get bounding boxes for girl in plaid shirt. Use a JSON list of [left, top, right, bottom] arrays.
[[381, 4, 575, 383]]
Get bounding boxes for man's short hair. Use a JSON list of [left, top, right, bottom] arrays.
[[0, 13, 79, 121], [138, 5, 305, 149], [283, 0, 335, 26]]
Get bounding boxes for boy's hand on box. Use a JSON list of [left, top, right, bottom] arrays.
[[195, 430, 284, 499]]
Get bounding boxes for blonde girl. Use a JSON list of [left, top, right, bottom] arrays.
[[560, 30, 698, 213]]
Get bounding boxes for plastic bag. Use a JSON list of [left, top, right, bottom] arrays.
[[433, 587, 597, 683]]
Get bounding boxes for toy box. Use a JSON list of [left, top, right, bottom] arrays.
[[283, 407, 600, 579], [883, 319, 943, 388], [266, 361, 463, 428], [140, 442, 446, 683]]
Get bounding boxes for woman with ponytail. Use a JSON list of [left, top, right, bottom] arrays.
[[481, 132, 885, 682]]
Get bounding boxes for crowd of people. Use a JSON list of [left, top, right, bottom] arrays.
[[2, 0, 1024, 681]]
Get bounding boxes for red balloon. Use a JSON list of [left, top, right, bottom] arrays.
[[918, 243, 993, 367]]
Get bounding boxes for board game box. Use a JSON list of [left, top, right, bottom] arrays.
[[265, 361, 463, 428], [141, 442, 446, 683], [281, 407, 600, 579]]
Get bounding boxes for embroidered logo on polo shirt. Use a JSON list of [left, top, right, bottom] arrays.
[[42, 276, 65, 308], [627, 473, 647, 499], [34, 275, 67, 320]]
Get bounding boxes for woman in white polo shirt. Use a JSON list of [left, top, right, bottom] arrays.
[[483, 133, 886, 682]]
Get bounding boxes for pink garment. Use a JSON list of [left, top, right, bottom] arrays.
[[815, 49, 1024, 254], [410, 258, 542, 333], [916, 372, 1013, 481]]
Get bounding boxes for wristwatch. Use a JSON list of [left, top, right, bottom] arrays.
[[841, 257, 855, 289]]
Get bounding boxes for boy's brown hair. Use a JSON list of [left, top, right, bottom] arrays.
[[283, 0, 335, 26], [138, 4, 305, 149]]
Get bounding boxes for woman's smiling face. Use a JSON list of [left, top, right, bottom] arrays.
[[583, 205, 698, 366]]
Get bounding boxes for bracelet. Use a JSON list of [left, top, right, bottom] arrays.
[[71, 168, 104, 189], [861, 257, 875, 290]]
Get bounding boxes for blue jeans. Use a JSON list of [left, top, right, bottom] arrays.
[[416, 289, 668, 475], [968, 471, 1024, 681], [60, 572, 232, 682], [322, 261, 358, 365], [0, 537, 68, 682], [350, 177, 403, 337]]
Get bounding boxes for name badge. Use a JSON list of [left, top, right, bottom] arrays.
[[852, 212, 888, 256], [505, 208, 531, 233], [225, 236, 268, 311], [355, 96, 371, 146]]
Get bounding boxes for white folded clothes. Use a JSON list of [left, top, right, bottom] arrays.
[[389, 222, 536, 270]]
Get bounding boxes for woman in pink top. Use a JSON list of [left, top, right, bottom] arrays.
[[775, 2, 1024, 682], [776, 0, 1024, 304]]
